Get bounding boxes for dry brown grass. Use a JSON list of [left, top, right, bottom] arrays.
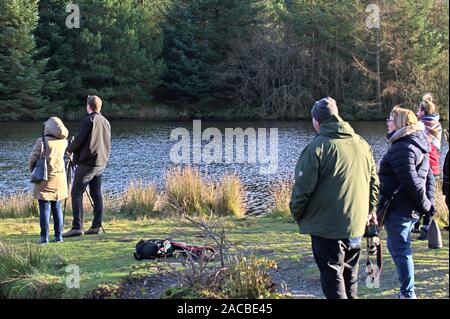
[[119, 180, 159, 218], [162, 167, 216, 215], [215, 175, 246, 218], [162, 167, 246, 217], [268, 178, 293, 218], [0, 192, 38, 218]]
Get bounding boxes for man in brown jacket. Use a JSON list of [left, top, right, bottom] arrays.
[[63, 96, 111, 237]]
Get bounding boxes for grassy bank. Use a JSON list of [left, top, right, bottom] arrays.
[[0, 168, 448, 299], [0, 216, 448, 299]]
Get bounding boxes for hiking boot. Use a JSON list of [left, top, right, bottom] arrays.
[[416, 228, 428, 241], [84, 227, 100, 235], [62, 228, 83, 238]]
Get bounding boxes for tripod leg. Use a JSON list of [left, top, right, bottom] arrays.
[[85, 189, 94, 208]]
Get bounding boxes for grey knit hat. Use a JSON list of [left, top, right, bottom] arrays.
[[311, 97, 339, 123]]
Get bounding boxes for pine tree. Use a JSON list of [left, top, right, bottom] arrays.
[[157, 0, 265, 103], [34, 0, 166, 116], [35, 0, 69, 114], [0, 0, 46, 120], [71, 0, 165, 113]]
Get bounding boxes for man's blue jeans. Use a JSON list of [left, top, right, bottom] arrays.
[[39, 200, 64, 242], [385, 213, 418, 298]]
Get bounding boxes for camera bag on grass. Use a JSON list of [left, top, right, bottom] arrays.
[[134, 239, 215, 261]]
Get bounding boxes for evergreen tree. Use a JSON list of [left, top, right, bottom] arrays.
[[35, 0, 69, 114], [34, 0, 166, 116], [0, 0, 46, 120], [158, 0, 265, 103]]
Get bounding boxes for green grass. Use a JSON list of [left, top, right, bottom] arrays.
[[0, 215, 448, 299], [0, 240, 67, 298]]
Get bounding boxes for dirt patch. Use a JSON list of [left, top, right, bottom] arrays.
[[119, 274, 179, 299], [271, 258, 323, 299], [88, 272, 178, 299]]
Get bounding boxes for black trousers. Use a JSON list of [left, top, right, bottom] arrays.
[[311, 235, 361, 299], [71, 164, 105, 230]]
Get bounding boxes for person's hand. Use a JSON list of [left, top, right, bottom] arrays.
[[367, 213, 378, 226]]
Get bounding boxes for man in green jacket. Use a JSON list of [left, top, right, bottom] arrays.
[[290, 97, 379, 299]]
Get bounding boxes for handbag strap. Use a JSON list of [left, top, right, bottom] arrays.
[[40, 131, 49, 160]]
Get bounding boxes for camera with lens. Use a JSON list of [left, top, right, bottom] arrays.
[[364, 224, 380, 256], [364, 224, 379, 238]]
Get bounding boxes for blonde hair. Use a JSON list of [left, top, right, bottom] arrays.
[[390, 106, 418, 129], [419, 93, 437, 115]]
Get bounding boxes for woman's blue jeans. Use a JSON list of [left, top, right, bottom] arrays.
[[39, 200, 64, 242], [385, 213, 418, 298]]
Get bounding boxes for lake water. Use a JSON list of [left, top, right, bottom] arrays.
[[0, 120, 448, 213]]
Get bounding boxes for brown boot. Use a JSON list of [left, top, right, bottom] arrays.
[[84, 227, 100, 235], [62, 228, 84, 238]]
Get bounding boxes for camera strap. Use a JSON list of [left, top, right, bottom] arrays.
[[365, 236, 382, 284]]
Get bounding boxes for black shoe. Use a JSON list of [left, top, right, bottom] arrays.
[[62, 229, 84, 238], [444, 226, 449, 232], [84, 227, 100, 235]]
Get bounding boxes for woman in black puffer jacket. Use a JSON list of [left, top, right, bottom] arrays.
[[379, 107, 436, 299]]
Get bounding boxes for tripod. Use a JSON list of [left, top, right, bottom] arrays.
[[63, 152, 106, 234]]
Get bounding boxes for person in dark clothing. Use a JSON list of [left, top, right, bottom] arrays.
[[290, 97, 379, 299], [414, 93, 443, 239], [379, 107, 436, 299], [63, 96, 111, 237], [444, 129, 449, 232]]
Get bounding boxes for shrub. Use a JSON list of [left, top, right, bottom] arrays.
[[223, 254, 278, 299], [215, 175, 246, 218], [120, 180, 159, 218], [162, 167, 216, 215], [267, 179, 293, 220]]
